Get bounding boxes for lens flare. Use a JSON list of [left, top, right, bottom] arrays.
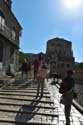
[[64, 0, 82, 9]]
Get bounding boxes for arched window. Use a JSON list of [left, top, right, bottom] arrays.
[[0, 10, 5, 30]]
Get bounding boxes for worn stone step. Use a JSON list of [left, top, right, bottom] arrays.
[[0, 81, 47, 89], [0, 109, 58, 124], [0, 99, 54, 108], [0, 95, 50, 101], [0, 104, 58, 115], [0, 92, 50, 98], [0, 108, 58, 117], [0, 120, 57, 125], [0, 104, 57, 113], [0, 89, 49, 94], [0, 96, 54, 104], [0, 86, 47, 90], [0, 102, 56, 109]]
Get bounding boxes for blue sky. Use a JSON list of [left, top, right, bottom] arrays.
[[12, 0, 83, 62]]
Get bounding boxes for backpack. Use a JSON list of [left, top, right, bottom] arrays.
[[59, 80, 68, 94]]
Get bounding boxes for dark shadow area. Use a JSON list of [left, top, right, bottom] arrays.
[[0, 79, 37, 90], [50, 73, 60, 85], [15, 79, 37, 89], [15, 97, 41, 124], [0, 80, 4, 87]]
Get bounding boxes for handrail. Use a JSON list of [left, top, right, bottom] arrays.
[[73, 100, 83, 115]]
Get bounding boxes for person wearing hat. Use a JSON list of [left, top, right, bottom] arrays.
[[60, 70, 75, 125]]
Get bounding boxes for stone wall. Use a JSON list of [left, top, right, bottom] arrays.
[[0, 0, 21, 46], [75, 84, 83, 107], [0, 0, 22, 73]]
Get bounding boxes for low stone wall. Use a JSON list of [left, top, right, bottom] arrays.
[[75, 84, 83, 107], [75, 78, 83, 85]]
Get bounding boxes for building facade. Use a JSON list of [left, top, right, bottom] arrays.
[[46, 38, 75, 77], [0, 0, 22, 75]]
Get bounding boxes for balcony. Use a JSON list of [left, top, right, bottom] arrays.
[[0, 23, 18, 47]]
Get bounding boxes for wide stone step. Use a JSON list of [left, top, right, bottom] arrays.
[[0, 99, 54, 107], [0, 92, 50, 98], [0, 89, 49, 94], [0, 102, 56, 109], [0, 119, 58, 125], [0, 108, 58, 117], [0, 79, 59, 124], [0, 108, 58, 124], [0, 96, 53, 104]]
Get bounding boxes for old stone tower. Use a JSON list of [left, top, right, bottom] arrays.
[[46, 38, 75, 77]]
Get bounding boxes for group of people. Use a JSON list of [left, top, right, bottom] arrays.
[[21, 58, 40, 79], [21, 59, 32, 78], [21, 58, 76, 125], [21, 58, 48, 97]]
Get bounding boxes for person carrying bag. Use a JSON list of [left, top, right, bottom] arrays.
[[59, 70, 77, 125]]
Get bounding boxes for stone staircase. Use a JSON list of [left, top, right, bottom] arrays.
[[0, 79, 59, 125]]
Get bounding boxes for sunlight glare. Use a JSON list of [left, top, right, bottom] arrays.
[[63, 0, 82, 9]]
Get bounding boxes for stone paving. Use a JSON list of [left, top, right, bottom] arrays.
[[0, 78, 83, 125], [0, 79, 59, 125], [45, 79, 83, 125]]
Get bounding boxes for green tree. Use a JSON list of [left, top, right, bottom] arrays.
[[19, 51, 28, 63]]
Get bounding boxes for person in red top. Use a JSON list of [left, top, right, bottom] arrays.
[[33, 58, 40, 79]]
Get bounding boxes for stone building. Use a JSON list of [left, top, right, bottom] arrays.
[[0, 0, 22, 75], [46, 38, 75, 77]]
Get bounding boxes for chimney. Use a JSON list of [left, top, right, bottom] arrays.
[[5, 0, 12, 9]]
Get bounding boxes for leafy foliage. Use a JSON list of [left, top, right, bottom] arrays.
[[19, 51, 28, 63]]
